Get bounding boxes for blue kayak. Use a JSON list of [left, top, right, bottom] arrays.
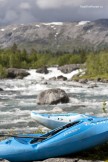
[[0, 117, 108, 162], [31, 111, 101, 129]]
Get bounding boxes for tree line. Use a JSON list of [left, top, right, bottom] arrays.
[[0, 43, 108, 79]]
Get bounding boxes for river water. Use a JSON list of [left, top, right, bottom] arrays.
[[0, 67, 108, 133]]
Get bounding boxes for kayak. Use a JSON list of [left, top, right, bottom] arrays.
[[0, 117, 108, 162], [31, 111, 99, 129]]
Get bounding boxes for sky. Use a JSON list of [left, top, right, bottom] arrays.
[[0, 0, 108, 25]]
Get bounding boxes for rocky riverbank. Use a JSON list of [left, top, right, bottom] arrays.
[[1, 159, 104, 162], [0, 65, 108, 83], [36, 65, 108, 83]]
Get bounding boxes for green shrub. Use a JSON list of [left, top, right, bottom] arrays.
[[0, 64, 7, 78]]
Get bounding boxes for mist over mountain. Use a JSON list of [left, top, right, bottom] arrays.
[[0, 19, 108, 52]]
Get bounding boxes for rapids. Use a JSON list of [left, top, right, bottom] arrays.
[[0, 67, 108, 132]]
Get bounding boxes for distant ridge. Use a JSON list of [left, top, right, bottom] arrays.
[[0, 19, 108, 52]]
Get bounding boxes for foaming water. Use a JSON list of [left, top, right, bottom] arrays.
[[25, 67, 83, 80], [0, 67, 108, 132]]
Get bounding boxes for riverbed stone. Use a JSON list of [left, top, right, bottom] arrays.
[[36, 66, 49, 74], [37, 88, 69, 105], [49, 77, 56, 80], [6, 68, 30, 79], [79, 79, 88, 84], [88, 83, 98, 88], [57, 75, 67, 81], [58, 64, 82, 73], [0, 88, 3, 91]]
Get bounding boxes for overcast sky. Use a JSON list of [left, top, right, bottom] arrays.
[[0, 0, 108, 25]]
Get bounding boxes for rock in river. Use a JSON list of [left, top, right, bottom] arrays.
[[0, 88, 3, 91], [57, 75, 67, 81], [37, 88, 69, 105], [6, 68, 30, 79], [36, 66, 49, 74], [58, 64, 82, 73]]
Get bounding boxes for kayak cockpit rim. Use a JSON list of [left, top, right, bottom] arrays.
[[30, 120, 81, 144]]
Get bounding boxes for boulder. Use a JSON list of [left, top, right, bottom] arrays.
[[88, 83, 98, 88], [36, 66, 49, 74], [0, 88, 3, 91], [6, 68, 30, 79], [37, 88, 69, 105], [102, 79, 108, 83], [79, 79, 88, 84], [96, 78, 102, 82], [57, 75, 67, 81], [49, 77, 56, 80], [52, 107, 63, 112], [95, 78, 108, 83], [58, 64, 82, 73], [41, 81, 48, 85]]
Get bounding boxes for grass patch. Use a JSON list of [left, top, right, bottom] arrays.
[[73, 74, 108, 81]]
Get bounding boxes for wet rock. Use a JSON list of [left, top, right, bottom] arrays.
[[52, 107, 63, 112], [0, 88, 3, 91], [79, 79, 88, 84], [96, 78, 102, 82], [94, 78, 108, 83], [49, 76, 67, 81], [37, 88, 69, 105], [36, 66, 49, 74], [58, 64, 82, 73], [6, 68, 30, 79], [101, 79, 108, 83], [88, 83, 98, 88], [41, 81, 48, 85], [57, 75, 67, 81], [49, 77, 56, 80]]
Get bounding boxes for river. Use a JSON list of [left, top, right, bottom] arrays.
[[0, 67, 108, 133]]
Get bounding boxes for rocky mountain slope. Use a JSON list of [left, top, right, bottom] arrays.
[[0, 19, 108, 52]]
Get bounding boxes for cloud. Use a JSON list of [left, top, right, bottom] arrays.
[[0, 0, 7, 7], [0, 0, 107, 26], [36, 0, 108, 9], [0, 0, 6, 2], [19, 2, 31, 10], [36, 0, 83, 9]]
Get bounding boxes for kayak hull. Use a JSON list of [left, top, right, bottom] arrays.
[[31, 112, 95, 129], [0, 118, 108, 162]]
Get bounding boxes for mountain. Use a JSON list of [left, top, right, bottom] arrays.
[[0, 19, 108, 52]]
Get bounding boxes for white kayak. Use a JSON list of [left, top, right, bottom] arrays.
[[31, 112, 97, 129]]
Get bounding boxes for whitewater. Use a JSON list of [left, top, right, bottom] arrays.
[[0, 67, 108, 133]]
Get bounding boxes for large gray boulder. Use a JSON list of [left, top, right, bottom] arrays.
[[6, 68, 30, 79], [36, 66, 49, 74], [37, 88, 69, 105], [58, 64, 82, 73]]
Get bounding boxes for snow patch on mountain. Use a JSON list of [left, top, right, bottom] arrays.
[[76, 21, 90, 26], [0, 28, 5, 32], [43, 22, 63, 26], [35, 25, 40, 28]]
